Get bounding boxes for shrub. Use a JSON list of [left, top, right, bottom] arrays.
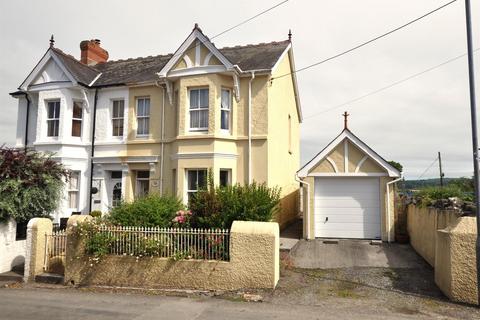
[[415, 185, 471, 206], [0, 147, 69, 223], [190, 179, 281, 229], [108, 194, 183, 227], [89, 210, 102, 218]]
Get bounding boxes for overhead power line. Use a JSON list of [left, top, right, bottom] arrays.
[[417, 157, 439, 180], [303, 48, 480, 120], [166, 0, 290, 66], [212, 0, 289, 39], [271, 0, 458, 81]]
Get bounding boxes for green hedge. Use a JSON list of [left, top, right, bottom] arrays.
[[108, 194, 183, 227], [189, 181, 281, 229]]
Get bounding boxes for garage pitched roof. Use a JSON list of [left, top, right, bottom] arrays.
[[297, 129, 401, 178]]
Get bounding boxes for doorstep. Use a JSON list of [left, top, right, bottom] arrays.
[[35, 273, 64, 285], [0, 270, 23, 283]]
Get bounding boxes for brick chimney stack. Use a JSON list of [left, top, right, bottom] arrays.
[[80, 39, 109, 65]]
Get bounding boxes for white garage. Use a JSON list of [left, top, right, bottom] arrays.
[[297, 123, 401, 242], [314, 177, 381, 239]]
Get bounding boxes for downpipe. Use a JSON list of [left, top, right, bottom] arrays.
[[295, 173, 310, 239], [386, 174, 403, 243]]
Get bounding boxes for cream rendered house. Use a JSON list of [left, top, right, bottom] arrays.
[[12, 26, 302, 227]]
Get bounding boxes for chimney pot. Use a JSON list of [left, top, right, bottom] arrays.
[[80, 39, 108, 65]]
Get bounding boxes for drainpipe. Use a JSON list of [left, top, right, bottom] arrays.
[[248, 72, 255, 184], [155, 81, 165, 194], [386, 174, 403, 243], [88, 89, 99, 213], [295, 173, 311, 240], [24, 93, 30, 150]]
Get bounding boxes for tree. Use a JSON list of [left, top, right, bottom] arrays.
[[0, 147, 69, 223], [388, 160, 403, 173]]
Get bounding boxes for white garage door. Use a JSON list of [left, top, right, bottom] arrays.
[[314, 178, 381, 239]]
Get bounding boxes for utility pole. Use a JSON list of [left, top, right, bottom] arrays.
[[438, 152, 444, 187], [464, 0, 480, 305]]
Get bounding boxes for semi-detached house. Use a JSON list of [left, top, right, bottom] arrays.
[[11, 25, 302, 228]]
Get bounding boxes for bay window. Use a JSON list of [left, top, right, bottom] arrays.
[[220, 89, 231, 131], [47, 100, 60, 137], [71, 101, 83, 137], [186, 169, 207, 201], [189, 88, 209, 131]]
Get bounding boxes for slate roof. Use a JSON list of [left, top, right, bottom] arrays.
[[51, 48, 99, 86], [45, 40, 290, 88]]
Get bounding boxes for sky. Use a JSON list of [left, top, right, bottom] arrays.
[[0, 0, 479, 180]]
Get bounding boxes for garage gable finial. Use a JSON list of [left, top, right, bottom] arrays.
[[343, 111, 350, 130]]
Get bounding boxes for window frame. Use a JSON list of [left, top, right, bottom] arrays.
[[46, 100, 61, 137], [71, 100, 83, 138], [186, 169, 207, 202], [220, 88, 232, 132], [219, 169, 231, 187], [135, 170, 150, 198], [188, 88, 209, 132], [68, 171, 80, 210], [136, 97, 150, 137], [112, 99, 125, 137]]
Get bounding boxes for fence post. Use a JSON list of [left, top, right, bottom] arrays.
[[24, 218, 53, 282]]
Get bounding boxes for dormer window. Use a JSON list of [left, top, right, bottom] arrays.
[[47, 100, 60, 137], [72, 101, 83, 137], [189, 88, 209, 131]]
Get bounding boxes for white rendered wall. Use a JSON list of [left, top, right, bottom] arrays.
[[0, 219, 26, 273]]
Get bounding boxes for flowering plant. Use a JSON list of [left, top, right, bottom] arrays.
[[172, 209, 192, 228]]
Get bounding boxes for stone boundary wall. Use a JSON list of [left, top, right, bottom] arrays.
[[407, 205, 478, 305], [406, 204, 460, 266], [65, 217, 279, 290], [0, 219, 26, 273]]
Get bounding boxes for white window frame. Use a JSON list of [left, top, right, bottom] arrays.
[[112, 99, 125, 137], [220, 88, 231, 133], [46, 100, 60, 137], [219, 169, 231, 187], [71, 100, 83, 138], [185, 169, 207, 202], [188, 88, 209, 132], [135, 170, 150, 198], [136, 97, 150, 137], [68, 171, 80, 210]]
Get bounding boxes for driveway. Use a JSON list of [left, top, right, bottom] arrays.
[[289, 239, 424, 269]]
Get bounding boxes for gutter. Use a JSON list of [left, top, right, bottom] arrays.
[[248, 71, 255, 183], [295, 173, 311, 239], [386, 174, 403, 243], [88, 89, 99, 213]]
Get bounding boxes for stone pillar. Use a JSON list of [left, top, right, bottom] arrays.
[[24, 218, 53, 282], [230, 220, 279, 289], [64, 215, 92, 286], [435, 216, 478, 305]]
